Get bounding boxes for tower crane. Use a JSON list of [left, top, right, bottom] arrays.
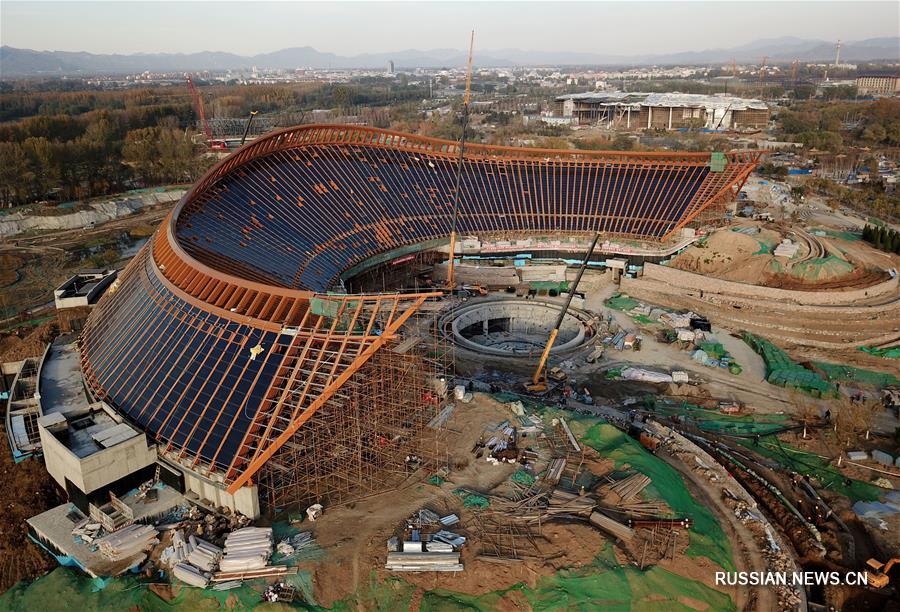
[[186, 74, 226, 150], [445, 30, 475, 291], [758, 56, 768, 86]]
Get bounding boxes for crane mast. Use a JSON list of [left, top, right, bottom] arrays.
[[445, 30, 475, 291]]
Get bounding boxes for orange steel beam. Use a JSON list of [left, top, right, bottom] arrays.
[[225, 294, 429, 494], [662, 152, 761, 240]]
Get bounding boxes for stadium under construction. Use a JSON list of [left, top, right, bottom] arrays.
[[26, 125, 760, 518]]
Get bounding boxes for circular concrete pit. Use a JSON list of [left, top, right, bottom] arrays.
[[443, 299, 593, 357]]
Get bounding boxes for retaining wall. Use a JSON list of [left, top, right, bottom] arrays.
[[638, 263, 898, 306]]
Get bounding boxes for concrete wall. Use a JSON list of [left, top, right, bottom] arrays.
[[39, 424, 157, 494], [637, 263, 898, 306], [182, 469, 260, 519]]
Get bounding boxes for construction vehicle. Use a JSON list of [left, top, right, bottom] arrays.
[[240, 111, 259, 146], [525, 231, 601, 393], [628, 423, 660, 454], [866, 557, 899, 589], [186, 74, 227, 150], [444, 30, 475, 291], [462, 284, 488, 296]]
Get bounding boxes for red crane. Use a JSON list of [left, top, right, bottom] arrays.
[[186, 74, 226, 150]]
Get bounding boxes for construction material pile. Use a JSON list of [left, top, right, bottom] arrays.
[[385, 508, 465, 572], [96, 524, 158, 562], [160, 530, 222, 588], [219, 527, 274, 572], [274, 530, 321, 564], [71, 519, 103, 545], [743, 332, 837, 397]]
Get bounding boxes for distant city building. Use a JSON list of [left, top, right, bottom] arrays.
[[556, 92, 770, 130], [855, 74, 900, 96], [387, 60, 395, 75]]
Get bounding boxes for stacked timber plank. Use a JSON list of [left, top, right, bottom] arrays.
[[546, 489, 596, 517], [606, 473, 651, 502], [385, 551, 463, 572], [219, 527, 274, 572], [96, 524, 158, 561], [589, 511, 635, 542], [599, 472, 664, 517]]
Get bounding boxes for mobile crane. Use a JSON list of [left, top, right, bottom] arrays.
[[186, 74, 227, 150], [525, 231, 602, 393]]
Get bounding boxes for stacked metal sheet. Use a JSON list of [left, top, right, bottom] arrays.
[[173, 562, 211, 588], [96, 524, 158, 561], [219, 526, 273, 572], [186, 535, 222, 572]]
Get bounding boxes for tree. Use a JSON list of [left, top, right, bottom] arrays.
[[0, 142, 32, 207]]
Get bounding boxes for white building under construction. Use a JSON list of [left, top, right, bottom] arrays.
[[557, 92, 770, 130]]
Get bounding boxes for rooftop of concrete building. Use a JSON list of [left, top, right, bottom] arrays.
[[39, 337, 139, 459], [556, 91, 769, 110], [55, 269, 116, 301]]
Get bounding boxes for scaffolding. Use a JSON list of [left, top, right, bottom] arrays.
[[255, 307, 451, 512]]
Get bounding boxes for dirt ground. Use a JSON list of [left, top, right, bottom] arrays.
[[297, 395, 752, 609], [0, 322, 57, 363], [0, 424, 62, 592]]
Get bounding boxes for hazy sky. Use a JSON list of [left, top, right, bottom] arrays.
[[2, 1, 898, 56]]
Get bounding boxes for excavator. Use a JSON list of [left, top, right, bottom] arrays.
[[525, 231, 602, 394], [866, 557, 899, 589]]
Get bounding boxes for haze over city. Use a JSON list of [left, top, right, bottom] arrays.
[[2, 1, 898, 56]]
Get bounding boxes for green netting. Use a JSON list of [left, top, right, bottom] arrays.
[[651, 401, 792, 437], [859, 345, 900, 359], [0, 567, 275, 612], [709, 152, 727, 173], [811, 361, 899, 387], [810, 228, 861, 242], [789, 256, 854, 282], [581, 422, 734, 571], [699, 342, 726, 360], [511, 470, 536, 486], [453, 489, 490, 509], [736, 436, 881, 502], [330, 573, 420, 611], [309, 296, 362, 328], [528, 280, 570, 292], [632, 314, 657, 325], [606, 293, 639, 311], [743, 333, 838, 398], [428, 475, 445, 485], [416, 545, 735, 612]]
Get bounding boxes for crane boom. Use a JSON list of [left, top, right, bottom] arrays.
[[445, 30, 475, 290], [187, 75, 213, 143], [529, 231, 602, 389], [241, 111, 258, 146]]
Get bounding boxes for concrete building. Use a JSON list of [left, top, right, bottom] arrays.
[[38, 402, 157, 508], [556, 92, 770, 130], [53, 269, 117, 332], [856, 74, 900, 96]]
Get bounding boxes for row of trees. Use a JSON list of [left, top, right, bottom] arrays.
[[0, 113, 209, 207], [861, 224, 900, 254], [776, 98, 900, 151]]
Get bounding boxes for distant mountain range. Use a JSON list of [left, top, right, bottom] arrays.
[[2, 37, 898, 76]]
